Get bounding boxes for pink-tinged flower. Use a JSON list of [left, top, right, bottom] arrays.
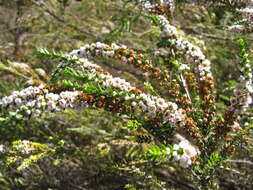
[[179, 155, 192, 168], [59, 99, 67, 108], [230, 122, 242, 132]]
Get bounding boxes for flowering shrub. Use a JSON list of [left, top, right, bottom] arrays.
[[0, 0, 252, 189]]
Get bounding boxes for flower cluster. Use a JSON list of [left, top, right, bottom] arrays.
[[0, 70, 183, 129], [229, 40, 252, 116], [138, 1, 214, 98], [157, 15, 178, 37], [1, 85, 45, 108], [166, 139, 199, 168], [85, 61, 185, 123], [228, 24, 247, 33], [70, 42, 116, 58], [78, 58, 191, 127], [0, 84, 87, 117], [181, 0, 251, 8], [70, 42, 177, 97], [239, 7, 253, 23], [71, 42, 155, 74], [77, 58, 101, 70], [138, 0, 216, 125], [215, 40, 252, 139], [60, 51, 202, 139], [155, 16, 213, 82], [76, 57, 186, 123], [132, 92, 185, 123], [72, 57, 141, 93], [230, 82, 253, 116], [229, 7, 253, 33], [1, 53, 200, 141], [100, 74, 136, 92], [13, 140, 34, 155]]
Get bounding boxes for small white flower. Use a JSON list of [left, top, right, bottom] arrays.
[[14, 98, 22, 106], [25, 110, 32, 116], [179, 155, 192, 168], [12, 91, 19, 98], [138, 101, 147, 111], [178, 64, 190, 71], [6, 96, 13, 104], [112, 91, 117, 96], [173, 151, 180, 161], [178, 140, 198, 157], [0, 145, 5, 152], [34, 109, 41, 115], [173, 144, 180, 150], [131, 102, 137, 107], [59, 99, 67, 108], [26, 100, 36, 107], [47, 101, 56, 110]]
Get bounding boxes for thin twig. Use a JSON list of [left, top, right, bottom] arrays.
[[182, 27, 253, 42], [180, 73, 192, 102], [219, 166, 242, 175], [224, 159, 253, 165]]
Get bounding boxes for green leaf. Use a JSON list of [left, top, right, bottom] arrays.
[[126, 120, 141, 131]]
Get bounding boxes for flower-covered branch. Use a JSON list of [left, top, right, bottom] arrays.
[[215, 39, 252, 140], [136, 0, 216, 131]]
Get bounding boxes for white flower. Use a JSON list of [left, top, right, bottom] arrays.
[[173, 144, 180, 150], [26, 100, 36, 107], [179, 155, 192, 168], [12, 91, 19, 98], [96, 42, 106, 49], [148, 104, 157, 113], [138, 101, 147, 111], [1, 97, 8, 106], [131, 102, 137, 107], [14, 98, 22, 106], [36, 102, 42, 109], [247, 96, 252, 105], [47, 101, 56, 110], [173, 151, 180, 161], [246, 85, 253, 93], [179, 140, 198, 157], [59, 99, 67, 108], [34, 109, 41, 115], [46, 93, 59, 101], [25, 110, 32, 116], [124, 96, 130, 100], [112, 43, 120, 49], [178, 64, 190, 71], [168, 102, 178, 110], [6, 96, 13, 104], [0, 145, 5, 152], [19, 91, 27, 99]]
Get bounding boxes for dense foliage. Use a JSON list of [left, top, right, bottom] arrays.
[[0, 0, 252, 189]]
